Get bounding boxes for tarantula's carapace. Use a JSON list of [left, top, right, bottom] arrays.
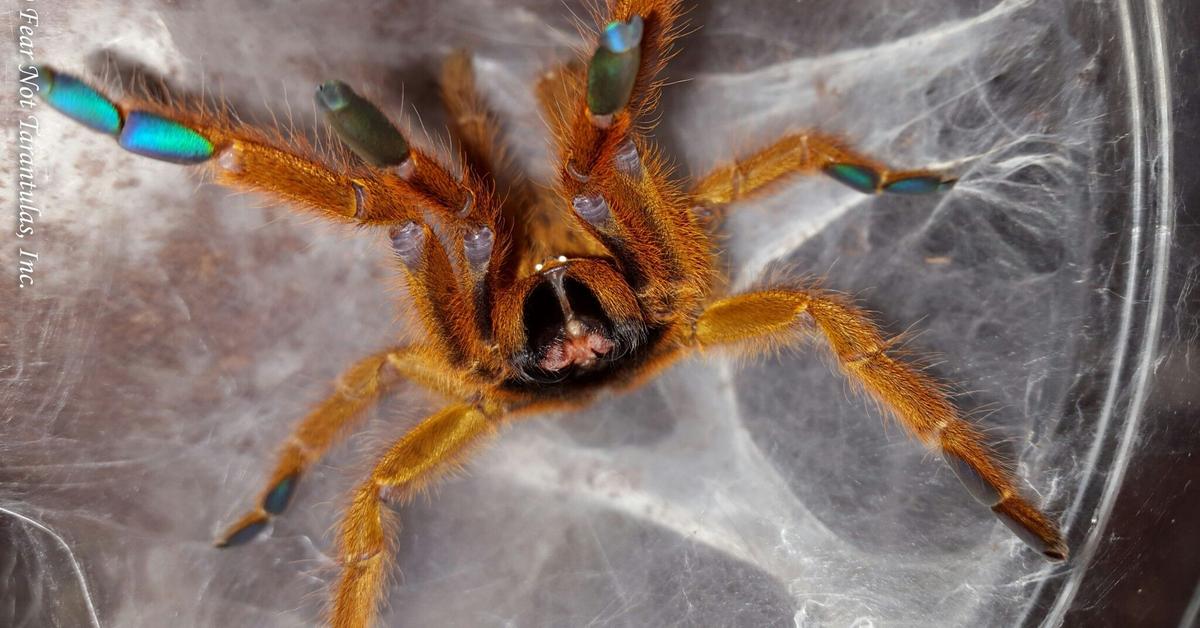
[[36, 0, 1067, 625]]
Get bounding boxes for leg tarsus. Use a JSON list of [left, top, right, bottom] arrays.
[[36, 66, 495, 229], [993, 498, 1069, 561], [215, 510, 270, 548], [691, 131, 957, 225], [214, 346, 458, 549]]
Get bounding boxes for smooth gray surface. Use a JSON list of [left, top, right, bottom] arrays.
[[3, 0, 1170, 626]]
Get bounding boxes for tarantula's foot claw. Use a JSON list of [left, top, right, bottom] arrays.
[[215, 510, 271, 548], [883, 174, 957, 195], [1043, 541, 1070, 562]]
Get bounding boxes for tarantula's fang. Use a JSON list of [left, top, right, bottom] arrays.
[[34, 66, 121, 135], [316, 80, 410, 167]]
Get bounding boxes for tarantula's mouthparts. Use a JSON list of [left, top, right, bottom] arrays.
[[492, 256, 648, 387], [539, 317, 615, 371], [525, 265, 617, 374], [511, 261, 643, 384]]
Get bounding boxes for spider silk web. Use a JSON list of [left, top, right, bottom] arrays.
[[1, 0, 1164, 626]]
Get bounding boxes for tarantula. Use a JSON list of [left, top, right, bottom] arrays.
[[36, 0, 1067, 625]]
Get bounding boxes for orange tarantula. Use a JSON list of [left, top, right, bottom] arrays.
[[36, 0, 1067, 625]]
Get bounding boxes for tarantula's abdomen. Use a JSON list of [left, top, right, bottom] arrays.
[[493, 258, 650, 387]]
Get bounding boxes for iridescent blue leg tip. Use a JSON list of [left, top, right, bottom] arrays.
[[262, 474, 298, 515], [216, 514, 270, 548], [884, 175, 957, 195], [118, 111, 215, 164], [601, 15, 644, 54], [824, 163, 881, 194], [35, 66, 122, 136]]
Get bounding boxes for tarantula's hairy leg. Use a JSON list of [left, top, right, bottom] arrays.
[[691, 132, 957, 223], [440, 49, 551, 283], [553, 0, 712, 320], [37, 66, 510, 366], [440, 51, 510, 188], [517, 61, 614, 273], [691, 290, 1068, 561], [319, 73, 515, 367], [316, 77, 516, 371], [332, 404, 497, 628], [216, 346, 470, 548], [34, 65, 504, 237], [33, 66, 428, 225], [389, 220, 509, 373], [312, 77, 509, 276]]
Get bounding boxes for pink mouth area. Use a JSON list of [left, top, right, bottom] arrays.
[[538, 332, 615, 371]]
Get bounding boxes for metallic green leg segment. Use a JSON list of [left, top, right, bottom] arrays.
[[262, 473, 298, 515], [884, 175, 956, 194], [825, 162, 956, 195], [316, 81, 410, 168], [824, 163, 880, 194], [35, 66, 122, 135], [586, 16, 643, 117], [216, 517, 268, 548], [118, 111, 214, 164], [38, 66, 218, 165]]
